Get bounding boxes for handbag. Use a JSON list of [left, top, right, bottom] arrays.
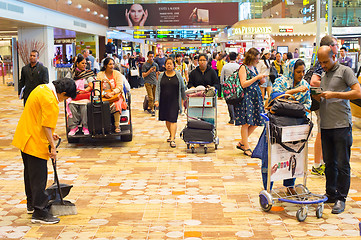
[[266, 94, 307, 118], [269, 65, 278, 84], [130, 67, 139, 77], [204, 85, 216, 97], [101, 79, 120, 104], [73, 91, 90, 101]]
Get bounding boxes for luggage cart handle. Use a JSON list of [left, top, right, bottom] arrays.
[[261, 113, 269, 121]]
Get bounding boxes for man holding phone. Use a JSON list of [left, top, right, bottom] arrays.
[[142, 51, 159, 116]]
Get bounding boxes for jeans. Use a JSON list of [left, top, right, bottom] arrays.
[[144, 83, 156, 110], [321, 126, 352, 202], [21, 151, 49, 215]]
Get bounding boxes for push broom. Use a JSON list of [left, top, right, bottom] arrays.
[[48, 139, 77, 216]]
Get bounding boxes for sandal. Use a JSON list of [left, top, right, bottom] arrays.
[[236, 142, 245, 151], [167, 136, 172, 142], [115, 127, 121, 133], [243, 149, 253, 157], [170, 140, 176, 148]]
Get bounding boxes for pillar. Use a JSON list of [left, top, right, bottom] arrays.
[[17, 26, 55, 81]]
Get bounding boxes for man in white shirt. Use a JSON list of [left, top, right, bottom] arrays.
[[220, 52, 240, 124]]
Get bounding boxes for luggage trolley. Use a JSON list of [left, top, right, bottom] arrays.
[[258, 113, 328, 222], [182, 95, 219, 153]]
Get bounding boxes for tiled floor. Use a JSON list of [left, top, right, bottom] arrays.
[[1, 83, 361, 239]]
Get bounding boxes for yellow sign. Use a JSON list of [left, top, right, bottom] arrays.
[[303, 0, 309, 5]]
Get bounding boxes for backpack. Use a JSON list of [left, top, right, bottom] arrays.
[[269, 62, 279, 84], [303, 64, 320, 111], [222, 66, 244, 105]]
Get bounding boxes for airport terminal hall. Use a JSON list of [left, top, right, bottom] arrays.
[[3, 0, 361, 239]]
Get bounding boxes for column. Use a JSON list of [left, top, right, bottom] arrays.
[[17, 26, 55, 81]]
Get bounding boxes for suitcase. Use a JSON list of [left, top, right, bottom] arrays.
[[181, 127, 214, 143], [143, 95, 149, 111], [87, 81, 112, 135], [187, 119, 214, 130]]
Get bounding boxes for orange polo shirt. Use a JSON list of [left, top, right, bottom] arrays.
[[12, 84, 59, 160]]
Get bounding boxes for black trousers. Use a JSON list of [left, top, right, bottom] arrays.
[[321, 126, 352, 202], [21, 151, 49, 214]]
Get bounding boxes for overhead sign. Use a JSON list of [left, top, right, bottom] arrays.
[[302, 0, 326, 24], [133, 30, 157, 39], [108, 3, 239, 27], [134, 29, 218, 41]]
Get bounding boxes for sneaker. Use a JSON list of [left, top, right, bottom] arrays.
[[147, 109, 152, 114], [31, 212, 60, 224], [82, 127, 90, 135], [311, 165, 325, 175], [68, 127, 79, 136], [151, 111, 155, 116], [27, 206, 34, 214], [228, 120, 234, 124]]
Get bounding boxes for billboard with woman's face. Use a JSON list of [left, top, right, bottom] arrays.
[[108, 3, 239, 27]]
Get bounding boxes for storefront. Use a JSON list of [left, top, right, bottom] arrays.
[[226, 18, 326, 65]]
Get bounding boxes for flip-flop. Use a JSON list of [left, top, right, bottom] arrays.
[[243, 149, 253, 157], [170, 141, 176, 148], [167, 137, 171, 142], [236, 142, 245, 151]]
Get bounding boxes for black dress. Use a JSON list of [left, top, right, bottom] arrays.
[[159, 74, 179, 123]]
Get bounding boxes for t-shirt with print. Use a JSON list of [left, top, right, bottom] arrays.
[[142, 61, 159, 85], [319, 63, 359, 129]]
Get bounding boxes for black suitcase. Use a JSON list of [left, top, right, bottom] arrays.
[[87, 81, 112, 135], [181, 127, 214, 143], [187, 119, 214, 130]]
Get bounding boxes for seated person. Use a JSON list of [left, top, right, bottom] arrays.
[[97, 57, 125, 133], [66, 54, 94, 136]]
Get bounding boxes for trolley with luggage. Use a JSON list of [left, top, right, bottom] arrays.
[[181, 89, 219, 153], [257, 95, 328, 222]]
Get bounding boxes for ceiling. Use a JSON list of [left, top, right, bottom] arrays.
[[0, 17, 42, 38]]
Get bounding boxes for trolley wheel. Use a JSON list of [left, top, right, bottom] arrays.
[[316, 204, 324, 218], [187, 144, 190, 149], [191, 146, 195, 153], [204, 146, 208, 154], [296, 207, 308, 222], [259, 190, 272, 212]]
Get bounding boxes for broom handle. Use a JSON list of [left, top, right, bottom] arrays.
[[49, 139, 65, 205]]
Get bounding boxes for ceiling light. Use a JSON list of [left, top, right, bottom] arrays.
[[76, 4, 81, 9], [100, 14, 104, 18], [85, 8, 90, 12], [67, 0, 72, 5], [93, 11, 97, 15], [283, 39, 285, 42], [291, 39, 293, 42], [301, 39, 303, 42], [105, 16, 109, 20]]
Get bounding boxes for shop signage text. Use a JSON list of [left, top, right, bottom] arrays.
[[232, 27, 272, 35]]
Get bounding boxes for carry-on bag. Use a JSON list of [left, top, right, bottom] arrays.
[[187, 119, 214, 130], [87, 80, 112, 135], [181, 127, 214, 143]]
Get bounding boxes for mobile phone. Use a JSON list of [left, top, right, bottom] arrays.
[[310, 87, 323, 95]]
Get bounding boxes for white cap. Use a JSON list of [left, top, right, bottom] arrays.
[[263, 49, 270, 55]]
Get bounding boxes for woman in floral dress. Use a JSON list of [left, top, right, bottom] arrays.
[[234, 48, 266, 156]]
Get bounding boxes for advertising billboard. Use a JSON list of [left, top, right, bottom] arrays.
[[108, 3, 239, 27]]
